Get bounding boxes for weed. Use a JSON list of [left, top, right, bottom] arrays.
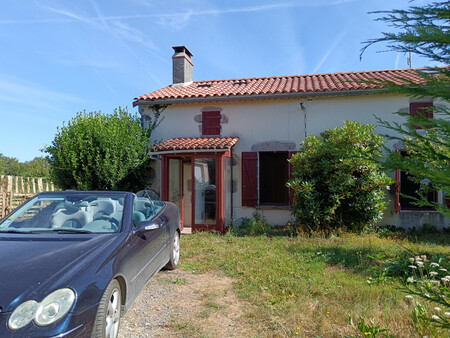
[[349, 315, 390, 337], [162, 276, 188, 285], [171, 320, 206, 337], [229, 212, 272, 236]]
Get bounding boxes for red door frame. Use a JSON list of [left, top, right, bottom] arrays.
[[161, 151, 231, 233]]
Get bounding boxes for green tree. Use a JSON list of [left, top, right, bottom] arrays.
[[362, 1, 450, 216], [44, 107, 155, 191], [0, 154, 26, 176], [25, 157, 50, 178], [288, 121, 392, 232]]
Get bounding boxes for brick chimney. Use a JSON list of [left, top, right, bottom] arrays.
[[172, 46, 194, 86]]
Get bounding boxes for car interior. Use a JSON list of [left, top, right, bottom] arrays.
[[0, 193, 164, 234]]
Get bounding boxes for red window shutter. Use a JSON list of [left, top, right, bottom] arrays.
[[410, 102, 433, 129], [242, 152, 258, 207], [288, 151, 299, 205], [202, 111, 221, 136], [395, 149, 400, 214]]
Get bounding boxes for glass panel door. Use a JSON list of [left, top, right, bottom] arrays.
[[194, 158, 216, 225], [168, 158, 183, 227]]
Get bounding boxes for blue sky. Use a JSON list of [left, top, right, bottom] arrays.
[[0, 0, 434, 162]]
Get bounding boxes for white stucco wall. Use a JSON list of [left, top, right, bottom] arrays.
[[141, 92, 449, 230]]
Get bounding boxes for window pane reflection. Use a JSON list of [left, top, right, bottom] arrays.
[[194, 158, 216, 224]]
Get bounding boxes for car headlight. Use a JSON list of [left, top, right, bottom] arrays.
[[8, 300, 38, 330], [8, 288, 75, 330]]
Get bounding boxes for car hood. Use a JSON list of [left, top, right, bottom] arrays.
[[0, 233, 118, 311]]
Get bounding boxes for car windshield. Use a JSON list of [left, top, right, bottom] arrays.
[[0, 193, 127, 234]]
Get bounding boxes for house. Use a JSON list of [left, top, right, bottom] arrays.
[[133, 46, 449, 233]]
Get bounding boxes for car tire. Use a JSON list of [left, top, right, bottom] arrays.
[[91, 279, 121, 338], [164, 231, 180, 270]]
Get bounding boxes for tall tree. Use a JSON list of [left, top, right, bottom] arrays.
[[362, 1, 450, 216], [44, 107, 157, 191]]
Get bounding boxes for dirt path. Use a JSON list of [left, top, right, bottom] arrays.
[[119, 269, 255, 337]]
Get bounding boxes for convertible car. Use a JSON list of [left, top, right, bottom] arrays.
[[0, 190, 180, 337]]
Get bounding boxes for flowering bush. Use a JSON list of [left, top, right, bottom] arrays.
[[403, 254, 450, 335], [288, 121, 392, 232]]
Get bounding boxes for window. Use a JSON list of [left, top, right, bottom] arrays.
[[259, 152, 289, 204], [410, 102, 433, 129], [202, 111, 221, 136], [399, 170, 437, 210], [241, 151, 296, 206], [396, 150, 437, 211]]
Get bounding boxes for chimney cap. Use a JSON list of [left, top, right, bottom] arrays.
[[172, 45, 194, 58]]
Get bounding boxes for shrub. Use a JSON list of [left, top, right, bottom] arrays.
[[230, 212, 273, 236], [288, 121, 392, 232], [44, 107, 155, 191]]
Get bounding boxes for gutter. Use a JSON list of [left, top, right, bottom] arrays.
[[134, 88, 389, 107]]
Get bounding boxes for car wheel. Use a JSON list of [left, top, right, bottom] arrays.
[[91, 279, 121, 338], [165, 231, 180, 270]]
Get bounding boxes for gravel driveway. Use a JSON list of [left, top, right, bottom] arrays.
[[119, 269, 254, 337]]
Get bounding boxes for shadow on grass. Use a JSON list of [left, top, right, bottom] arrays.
[[288, 245, 385, 275]]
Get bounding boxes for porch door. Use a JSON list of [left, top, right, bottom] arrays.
[[164, 154, 225, 233], [168, 158, 184, 229], [193, 158, 217, 231]]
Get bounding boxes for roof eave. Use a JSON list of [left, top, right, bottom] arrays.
[[133, 88, 388, 107]]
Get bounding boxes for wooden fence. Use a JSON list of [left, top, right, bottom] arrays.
[[0, 175, 56, 218]]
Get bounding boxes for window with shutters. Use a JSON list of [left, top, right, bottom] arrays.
[[241, 151, 297, 207], [202, 111, 221, 136]]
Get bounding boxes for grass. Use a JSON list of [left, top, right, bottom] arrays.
[[179, 231, 450, 337]]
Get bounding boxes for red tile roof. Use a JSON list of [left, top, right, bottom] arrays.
[[153, 137, 239, 152], [134, 67, 434, 105]]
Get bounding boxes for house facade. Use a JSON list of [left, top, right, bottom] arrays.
[[134, 46, 449, 233]]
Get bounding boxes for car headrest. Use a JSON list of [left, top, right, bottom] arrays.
[[132, 211, 146, 227]]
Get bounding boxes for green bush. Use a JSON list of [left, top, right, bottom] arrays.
[[230, 212, 273, 236], [288, 121, 392, 232], [44, 107, 155, 191]]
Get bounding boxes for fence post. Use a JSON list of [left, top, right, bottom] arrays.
[[0, 192, 4, 218], [7, 176, 12, 193], [38, 178, 43, 192]]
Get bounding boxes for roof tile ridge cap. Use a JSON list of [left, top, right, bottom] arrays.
[[189, 68, 425, 85], [307, 67, 425, 78]]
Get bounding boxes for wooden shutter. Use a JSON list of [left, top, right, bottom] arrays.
[[288, 151, 299, 205], [242, 152, 257, 207], [395, 149, 400, 214], [410, 102, 433, 129], [202, 111, 221, 136]]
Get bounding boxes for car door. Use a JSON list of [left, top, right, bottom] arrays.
[[129, 198, 167, 295]]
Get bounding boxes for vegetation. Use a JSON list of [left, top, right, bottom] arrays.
[[44, 107, 157, 191], [362, 0, 450, 216], [180, 230, 450, 337], [287, 121, 392, 233], [0, 154, 49, 178]]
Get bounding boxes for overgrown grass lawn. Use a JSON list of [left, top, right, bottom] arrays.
[[180, 232, 450, 337]]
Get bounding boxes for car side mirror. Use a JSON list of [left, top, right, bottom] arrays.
[[134, 220, 160, 236]]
